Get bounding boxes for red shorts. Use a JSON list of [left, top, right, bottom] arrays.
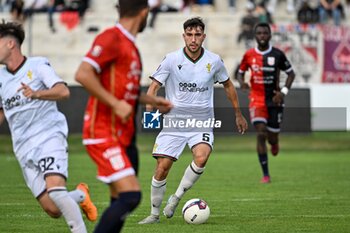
[[85, 141, 135, 183]]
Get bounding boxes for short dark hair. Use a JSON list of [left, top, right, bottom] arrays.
[[0, 20, 25, 45], [254, 22, 271, 34], [183, 17, 205, 31], [117, 0, 149, 18]]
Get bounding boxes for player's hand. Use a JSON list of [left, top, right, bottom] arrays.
[[235, 113, 248, 134], [112, 100, 133, 124], [272, 90, 284, 106], [153, 96, 173, 114], [17, 82, 38, 99], [145, 104, 153, 112], [240, 82, 250, 91]]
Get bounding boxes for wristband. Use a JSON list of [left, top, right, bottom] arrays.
[[281, 87, 289, 96]]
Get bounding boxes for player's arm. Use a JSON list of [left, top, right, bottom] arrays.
[[75, 61, 132, 123], [144, 79, 162, 111], [273, 70, 296, 105], [139, 92, 172, 114], [236, 55, 250, 90], [17, 82, 70, 101], [222, 79, 248, 134], [236, 71, 249, 90]]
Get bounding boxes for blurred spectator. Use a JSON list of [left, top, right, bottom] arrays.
[[182, 0, 195, 14], [23, 0, 48, 17], [319, 0, 342, 26], [148, 0, 178, 28], [195, 0, 213, 5], [237, 2, 259, 49], [228, 0, 236, 13], [346, 0, 350, 18], [255, 1, 273, 24], [48, 0, 65, 33], [10, 0, 24, 23], [267, 0, 296, 14], [76, 0, 89, 20], [297, 0, 319, 24]]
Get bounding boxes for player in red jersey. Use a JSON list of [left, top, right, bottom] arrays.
[[236, 22, 295, 184], [75, 1, 172, 232]]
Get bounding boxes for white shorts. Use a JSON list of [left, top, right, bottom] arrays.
[[18, 134, 68, 198], [152, 131, 214, 161]]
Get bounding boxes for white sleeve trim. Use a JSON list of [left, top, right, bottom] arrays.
[[83, 57, 101, 73], [285, 67, 293, 73]]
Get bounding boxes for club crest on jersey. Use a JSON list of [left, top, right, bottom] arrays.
[[267, 57, 275, 66], [177, 65, 182, 70], [91, 45, 102, 57], [206, 63, 212, 73], [27, 70, 33, 80]]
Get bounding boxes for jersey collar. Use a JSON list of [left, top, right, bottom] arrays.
[[183, 47, 204, 64], [6, 56, 27, 75], [254, 45, 272, 55], [116, 23, 135, 43]]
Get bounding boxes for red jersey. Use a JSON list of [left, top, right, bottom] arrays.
[[238, 46, 293, 107], [82, 24, 141, 147]]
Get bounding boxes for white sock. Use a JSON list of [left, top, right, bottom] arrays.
[[150, 177, 166, 216], [175, 161, 205, 199], [48, 187, 87, 233], [69, 189, 85, 203]]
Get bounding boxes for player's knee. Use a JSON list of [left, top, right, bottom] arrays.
[[42, 205, 61, 218], [154, 170, 168, 180], [155, 163, 171, 179], [38, 191, 62, 218], [257, 131, 267, 141], [193, 156, 208, 167], [119, 191, 141, 211]]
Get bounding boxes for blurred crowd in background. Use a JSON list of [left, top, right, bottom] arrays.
[[1, 0, 349, 33]]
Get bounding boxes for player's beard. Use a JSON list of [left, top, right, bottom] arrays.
[[186, 43, 200, 54], [138, 15, 147, 33], [258, 40, 269, 50]]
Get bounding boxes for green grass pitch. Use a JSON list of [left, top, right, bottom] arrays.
[[1, 132, 350, 233]]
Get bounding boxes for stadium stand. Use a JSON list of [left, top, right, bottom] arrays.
[[0, 0, 301, 85]]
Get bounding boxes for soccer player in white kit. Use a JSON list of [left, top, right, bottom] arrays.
[[0, 21, 97, 232], [139, 17, 248, 224]]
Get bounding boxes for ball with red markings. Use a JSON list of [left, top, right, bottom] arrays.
[[182, 198, 210, 224]]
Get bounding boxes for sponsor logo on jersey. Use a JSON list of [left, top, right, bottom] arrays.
[[206, 63, 212, 73], [27, 70, 33, 80], [252, 64, 259, 72], [267, 57, 275, 66], [143, 110, 162, 129], [3, 94, 32, 110], [91, 45, 102, 57], [178, 82, 208, 92]]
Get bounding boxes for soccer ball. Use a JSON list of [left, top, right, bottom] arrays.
[[182, 198, 210, 224]]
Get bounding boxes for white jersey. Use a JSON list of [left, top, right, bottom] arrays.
[[0, 57, 68, 158], [151, 48, 229, 131]]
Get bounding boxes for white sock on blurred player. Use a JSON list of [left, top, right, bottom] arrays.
[[48, 187, 87, 233], [151, 176, 166, 216], [175, 161, 205, 199], [69, 189, 85, 203]]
